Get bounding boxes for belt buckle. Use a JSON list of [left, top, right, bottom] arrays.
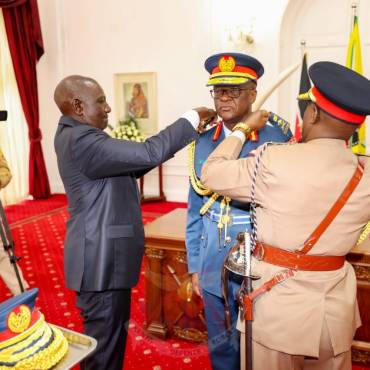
[[220, 214, 233, 225], [254, 243, 264, 261]]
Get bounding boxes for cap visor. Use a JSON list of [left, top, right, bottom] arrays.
[[207, 76, 252, 86]]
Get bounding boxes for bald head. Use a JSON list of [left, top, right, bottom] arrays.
[[54, 75, 111, 130], [54, 75, 98, 115]]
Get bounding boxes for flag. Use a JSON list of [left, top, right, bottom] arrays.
[[294, 115, 301, 142], [346, 15, 366, 155], [298, 53, 311, 119], [295, 53, 311, 141]]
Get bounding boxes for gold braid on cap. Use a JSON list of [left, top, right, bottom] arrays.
[[356, 220, 370, 245], [0, 315, 68, 370], [188, 141, 220, 215]]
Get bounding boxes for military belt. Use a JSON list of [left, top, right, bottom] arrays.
[[253, 242, 345, 271], [205, 210, 251, 225], [238, 161, 363, 323]]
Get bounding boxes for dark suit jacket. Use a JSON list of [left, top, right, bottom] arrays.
[[54, 116, 198, 292]]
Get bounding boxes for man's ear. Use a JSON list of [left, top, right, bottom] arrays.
[[72, 98, 83, 116], [311, 103, 320, 124], [249, 89, 257, 104]]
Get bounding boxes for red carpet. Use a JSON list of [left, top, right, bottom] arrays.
[[0, 195, 211, 370], [0, 195, 368, 370], [4, 194, 68, 224]]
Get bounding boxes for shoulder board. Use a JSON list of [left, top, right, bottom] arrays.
[[268, 112, 291, 136]]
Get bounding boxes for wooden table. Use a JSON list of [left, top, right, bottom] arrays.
[[347, 237, 370, 366], [144, 209, 207, 342], [144, 208, 370, 364]]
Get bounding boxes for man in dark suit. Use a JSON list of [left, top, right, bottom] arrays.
[[53, 75, 215, 370]]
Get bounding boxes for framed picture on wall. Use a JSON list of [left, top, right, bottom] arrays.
[[114, 72, 157, 136]]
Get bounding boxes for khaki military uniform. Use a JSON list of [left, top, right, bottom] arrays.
[[0, 149, 29, 295], [201, 136, 370, 369]]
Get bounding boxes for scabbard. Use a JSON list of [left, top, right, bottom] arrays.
[[221, 264, 232, 332], [244, 277, 253, 370]]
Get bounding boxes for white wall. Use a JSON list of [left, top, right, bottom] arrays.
[[36, 0, 292, 201], [37, 0, 66, 195], [279, 0, 370, 152], [37, 0, 213, 199]]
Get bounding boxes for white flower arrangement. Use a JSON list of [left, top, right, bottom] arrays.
[[110, 117, 145, 142]]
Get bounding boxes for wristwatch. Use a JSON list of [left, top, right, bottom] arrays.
[[232, 122, 253, 139]]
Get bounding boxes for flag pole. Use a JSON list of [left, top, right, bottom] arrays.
[[295, 41, 307, 142], [347, 2, 366, 155], [350, 3, 357, 32], [349, 2, 357, 149], [300, 39, 306, 59]]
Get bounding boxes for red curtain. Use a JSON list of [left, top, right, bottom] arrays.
[[0, 0, 26, 7], [1, 0, 51, 198]]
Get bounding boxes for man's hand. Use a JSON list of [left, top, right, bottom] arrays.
[[244, 110, 269, 131], [191, 273, 202, 298], [194, 107, 217, 133]]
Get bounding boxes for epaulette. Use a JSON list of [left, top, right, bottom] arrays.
[[268, 112, 291, 136]]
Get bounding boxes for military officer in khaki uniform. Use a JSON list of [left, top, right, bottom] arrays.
[[200, 61, 370, 370], [0, 149, 29, 295]]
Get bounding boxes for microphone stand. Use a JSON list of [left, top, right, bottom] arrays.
[[0, 198, 24, 293]]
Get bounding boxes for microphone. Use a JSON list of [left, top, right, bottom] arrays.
[[0, 111, 7, 122]]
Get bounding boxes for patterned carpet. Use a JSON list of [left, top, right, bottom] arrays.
[[0, 195, 211, 370], [0, 195, 368, 370]]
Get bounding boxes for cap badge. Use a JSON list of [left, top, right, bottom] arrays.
[[218, 56, 236, 72], [7, 305, 32, 333]]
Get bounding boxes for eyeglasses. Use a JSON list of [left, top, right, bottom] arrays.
[[210, 87, 255, 99]]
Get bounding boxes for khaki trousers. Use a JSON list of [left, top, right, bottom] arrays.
[[241, 321, 351, 370], [0, 247, 29, 295]]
